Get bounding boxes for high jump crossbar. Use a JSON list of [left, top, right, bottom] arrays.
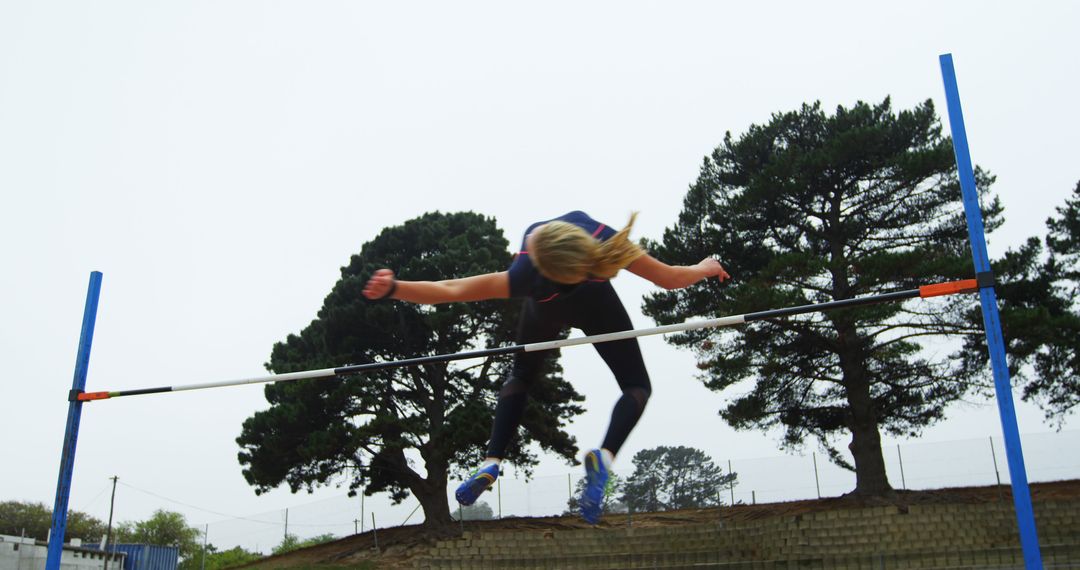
[[73, 278, 979, 403]]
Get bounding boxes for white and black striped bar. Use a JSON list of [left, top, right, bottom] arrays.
[[521, 288, 923, 353], [76, 346, 524, 401], [76, 280, 976, 402]]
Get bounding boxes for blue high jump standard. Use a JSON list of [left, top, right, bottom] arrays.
[[939, 53, 1043, 569], [46, 271, 102, 570]]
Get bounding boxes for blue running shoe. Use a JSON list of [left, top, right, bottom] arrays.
[[579, 449, 609, 524], [455, 463, 499, 506]]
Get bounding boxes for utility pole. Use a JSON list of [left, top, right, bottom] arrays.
[[728, 460, 735, 505], [284, 509, 289, 541], [200, 525, 208, 570], [103, 477, 118, 570]]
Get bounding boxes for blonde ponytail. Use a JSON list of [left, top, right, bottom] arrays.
[[530, 213, 645, 284], [591, 212, 645, 279]]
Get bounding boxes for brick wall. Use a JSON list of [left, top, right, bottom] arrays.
[[415, 496, 1080, 569]]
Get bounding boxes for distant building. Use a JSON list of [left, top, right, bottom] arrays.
[[0, 535, 125, 570]]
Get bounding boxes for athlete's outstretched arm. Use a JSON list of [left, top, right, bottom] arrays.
[[626, 254, 730, 290], [362, 269, 510, 304]]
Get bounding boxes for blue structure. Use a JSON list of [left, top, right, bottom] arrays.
[[88, 544, 179, 570], [47, 272, 102, 570], [939, 53, 1043, 569]]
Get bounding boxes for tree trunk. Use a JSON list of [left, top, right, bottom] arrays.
[[383, 446, 454, 531], [412, 478, 454, 530], [826, 204, 891, 496], [837, 322, 894, 497], [845, 384, 893, 496]]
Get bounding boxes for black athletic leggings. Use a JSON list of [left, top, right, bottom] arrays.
[[486, 281, 652, 459]]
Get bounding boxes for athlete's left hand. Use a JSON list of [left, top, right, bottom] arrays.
[[363, 268, 397, 299]]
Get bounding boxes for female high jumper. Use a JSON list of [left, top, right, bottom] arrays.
[[362, 211, 729, 524]]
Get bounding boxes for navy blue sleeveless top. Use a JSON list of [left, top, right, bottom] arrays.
[[507, 211, 617, 301]]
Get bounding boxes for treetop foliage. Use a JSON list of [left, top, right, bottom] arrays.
[[619, 446, 734, 512], [962, 180, 1080, 422], [0, 500, 105, 542]]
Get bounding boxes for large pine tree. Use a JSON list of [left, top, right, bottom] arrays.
[[643, 98, 1001, 496], [237, 212, 584, 527]]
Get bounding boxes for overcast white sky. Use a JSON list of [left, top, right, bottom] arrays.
[[2, 0, 1078, 553]]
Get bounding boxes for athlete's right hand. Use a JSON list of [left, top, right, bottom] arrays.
[[698, 257, 731, 283], [363, 269, 397, 299]]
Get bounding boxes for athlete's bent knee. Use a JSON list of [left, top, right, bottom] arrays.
[[625, 387, 651, 411]]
